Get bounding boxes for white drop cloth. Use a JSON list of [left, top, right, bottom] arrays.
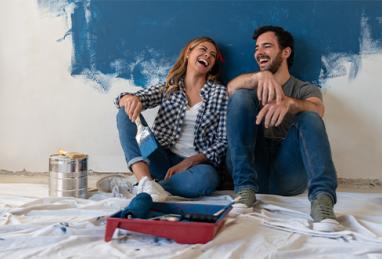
[[0, 183, 382, 258]]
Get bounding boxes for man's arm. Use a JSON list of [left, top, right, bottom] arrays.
[[228, 71, 284, 104], [227, 73, 258, 96], [288, 96, 325, 117]]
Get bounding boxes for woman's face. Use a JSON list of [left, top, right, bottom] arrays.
[[187, 41, 217, 75]]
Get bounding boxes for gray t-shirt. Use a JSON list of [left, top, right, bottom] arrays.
[[264, 76, 322, 140]]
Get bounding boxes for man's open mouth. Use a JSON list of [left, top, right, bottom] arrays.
[[257, 55, 270, 65]]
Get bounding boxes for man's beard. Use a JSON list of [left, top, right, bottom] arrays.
[[259, 51, 283, 74]]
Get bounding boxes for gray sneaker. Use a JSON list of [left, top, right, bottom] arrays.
[[311, 193, 343, 232], [96, 175, 134, 197], [229, 188, 256, 216]]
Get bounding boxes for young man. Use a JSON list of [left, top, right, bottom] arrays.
[[226, 25, 342, 231]]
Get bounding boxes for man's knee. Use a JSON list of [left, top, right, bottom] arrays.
[[296, 111, 322, 122], [295, 111, 325, 131], [228, 89, 259, 111]]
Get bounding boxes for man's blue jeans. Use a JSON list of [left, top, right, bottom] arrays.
[[116, 108, 219, 198], [226, 89, 338, 203]]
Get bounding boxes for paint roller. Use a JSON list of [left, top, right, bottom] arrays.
[[120, 192, 153, 219]]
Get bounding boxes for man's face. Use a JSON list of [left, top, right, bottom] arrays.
[[254, 31, 283, 74]]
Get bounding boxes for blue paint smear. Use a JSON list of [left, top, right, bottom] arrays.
[[55, 222, 69, 234], [42, 0, 382, 90]]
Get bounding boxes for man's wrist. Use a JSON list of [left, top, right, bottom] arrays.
[[251, 73, 259, 87], [286, 96, 299, 114]]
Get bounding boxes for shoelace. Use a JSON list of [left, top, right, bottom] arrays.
[[312, 196, 335, 221], [110, 178, 133, 197], [237, 190, 256, 206], [238, 191, 250, 203], [316, 203, 333, 220], [112, 185, 124, 198]]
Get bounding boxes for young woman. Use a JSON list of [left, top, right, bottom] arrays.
[[110, 37, 227, 201]]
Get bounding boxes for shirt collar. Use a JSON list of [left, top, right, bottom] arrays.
[[178, 77, 214, 100]]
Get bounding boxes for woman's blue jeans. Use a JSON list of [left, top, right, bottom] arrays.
[[116, 108, 219, 198], [226, 89, 338, 203]]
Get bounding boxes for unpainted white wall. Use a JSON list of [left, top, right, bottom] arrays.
[[324, 53, 382, 180]]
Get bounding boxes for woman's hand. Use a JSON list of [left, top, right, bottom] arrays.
[[164, 158, 193, 180], [119, 95, 143, 121], [164, 153, 207, 180]]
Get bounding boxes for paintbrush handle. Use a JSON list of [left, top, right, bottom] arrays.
[[135, 116, 142, 126], [213, 196, 241, 217]]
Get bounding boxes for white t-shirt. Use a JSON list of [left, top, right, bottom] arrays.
[[170, 102, 202, 157]]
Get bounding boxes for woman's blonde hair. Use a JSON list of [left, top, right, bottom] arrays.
[[165, 36, 223, 93]]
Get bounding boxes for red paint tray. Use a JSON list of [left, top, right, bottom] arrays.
[[105, 202, 232, 244]]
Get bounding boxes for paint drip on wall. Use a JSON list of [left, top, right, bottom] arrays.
[[319, 15, 382, 86]]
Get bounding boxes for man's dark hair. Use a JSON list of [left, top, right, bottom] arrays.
[[253, 25, 294, 68]]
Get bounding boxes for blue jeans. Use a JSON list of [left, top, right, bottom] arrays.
[[116, 108, 219, 198], [226, 89, 338, 203]]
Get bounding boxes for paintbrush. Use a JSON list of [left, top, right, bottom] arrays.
[[135, 116, 158, 158], [213, 196, 241, 217]]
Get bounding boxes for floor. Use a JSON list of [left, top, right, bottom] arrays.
[[1, 170, 381, 193], [1, 171, 382, 258], [0, 171, 136, 198]]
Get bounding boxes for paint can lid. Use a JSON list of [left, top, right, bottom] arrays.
[[50, 149, 88, 160]]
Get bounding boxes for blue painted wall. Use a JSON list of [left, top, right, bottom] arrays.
[[53, 0, 382, 89]]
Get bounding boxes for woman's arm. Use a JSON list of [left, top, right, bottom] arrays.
[[115, 83, 165, 110], [200, 87, 228, 167]]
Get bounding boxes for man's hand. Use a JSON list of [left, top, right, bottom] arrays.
[[164, 159, 193, 180], [119, 95, 142, 122], [256, 71, 285, 105], [256, 96, 325, 128], [256, 97, 292, 128]]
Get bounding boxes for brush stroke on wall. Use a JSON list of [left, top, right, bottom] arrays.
[[38, 0, 382, 91]]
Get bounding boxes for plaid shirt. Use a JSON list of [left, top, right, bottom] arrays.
[[115, 80, 228, 166]]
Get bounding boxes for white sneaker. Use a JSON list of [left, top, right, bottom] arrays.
[[312, 218, 344, 232], [137, 176, 169, 202], [228, 189, 256, 217], [229, 203, 254, 217], [96, 175, 134, 198], [310, 193, 344, 232]]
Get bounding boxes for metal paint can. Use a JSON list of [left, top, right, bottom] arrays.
[[49, 154, 88, 198]]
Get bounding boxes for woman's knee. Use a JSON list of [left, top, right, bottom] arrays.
[[116, 108, 136, 130], [165, 164, 219, 198], [197, 164, 220, 188]]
